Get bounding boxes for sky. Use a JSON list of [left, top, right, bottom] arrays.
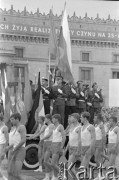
[[0, 0, 119, 20]]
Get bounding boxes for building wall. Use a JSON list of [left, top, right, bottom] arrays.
[[0, 7, 119, 106]]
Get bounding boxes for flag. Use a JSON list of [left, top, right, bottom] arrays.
[[0, 63, 6, 110], [35, 90, 44, 118], [4, 69, 11, 124], [48, 8, 58, 85], [0, 70, 5, 110], [49, 8, 57, 60], [16, 68, 28, 125], [57, 5, 75, 85], [0, 63, 11, 124], [26, 72, 44, 134], [24, 65, 33, 113]]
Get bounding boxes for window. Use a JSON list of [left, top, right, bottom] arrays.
[[14, 66, 25, 79], [81, 69, 91, 81], [79, 67, 93, 85], [15, 48, 23, 58], [112, 71, 119, 79], [113, 54, 119, 62], [82, 53, 89, 61]]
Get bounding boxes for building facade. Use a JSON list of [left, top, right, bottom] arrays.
[[0, 6, 119, 106]]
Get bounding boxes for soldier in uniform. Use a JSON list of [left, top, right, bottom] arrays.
[[41, 77, 52, 115], [52, 76, 68, 126], [30, 80, 35, 100], [64, 83, 77, 129], [76, 81, 87, 115], [87, 82, 103, 124]]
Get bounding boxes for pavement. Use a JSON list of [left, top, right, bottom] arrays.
[[0, 157, 119, 180], [0, 159, 45, 180]]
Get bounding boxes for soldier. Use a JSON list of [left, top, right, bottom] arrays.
[[64, 83, 77, 129], [52, 76, 68, 126], [76, 81, 87, 115], [41, 77, 52, 115], [30, 80, 35, 100], [87, 82, 103, 124]]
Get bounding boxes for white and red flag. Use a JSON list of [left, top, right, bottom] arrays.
[[57, 4, 75, 85]]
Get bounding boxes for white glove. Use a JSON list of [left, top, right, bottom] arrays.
[[71, 88, 76, 94], [58, 88, 63, 94], [45, 89, 50, 94], [95, 93, 100, 99], [87, 102, 92, 106], [80, 91, 84, 97]]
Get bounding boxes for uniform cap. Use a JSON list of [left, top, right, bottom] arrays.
[[56, 76, 63, 80], [83, 83, 89, 87], [42, 77, 48, 82], [76, 80, 83, 84]]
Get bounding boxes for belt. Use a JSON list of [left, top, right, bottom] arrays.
[[67, 98, 76, 100], [78, 100, 85, 102], [43, 98, 49, 100], [56, 97, 65, 100]]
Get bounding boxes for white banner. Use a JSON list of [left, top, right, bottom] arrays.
[[109, 79, 119, 107]]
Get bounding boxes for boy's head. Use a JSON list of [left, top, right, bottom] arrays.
[[45, 114, 52, 124], [52, 114, 61, 124], [70, 113, 80, 123], [81, 111, 90, 124], [94, 113, 103, 124], [109, 116, 117, 127], [10, 113, 21, 125]]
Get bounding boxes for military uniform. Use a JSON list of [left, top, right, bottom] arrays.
[[64, 83, 77, 128], [52, 83, 68, 126], [41, 77, 53, 115], [76, 87, 86, 115], [87, 88, 103, 124], [42, 85, 52, 115]]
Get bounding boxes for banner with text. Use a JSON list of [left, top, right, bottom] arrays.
[[0, 22, 119, 42]]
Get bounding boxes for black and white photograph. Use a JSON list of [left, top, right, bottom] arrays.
[[0, 0, 119, 179]]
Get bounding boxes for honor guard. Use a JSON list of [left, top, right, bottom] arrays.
[[64, 83, 77, 129], [51, 76, 68, 126], [87, 82, 103, 124], [41, 77, 52, 115], [76, 81, 87, 115], [30, 80, 35, 100]]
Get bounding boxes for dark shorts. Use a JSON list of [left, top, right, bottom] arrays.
[[108, 143, 117, 155], [51, 142, 62, 155], [8, 147, 26, 173], [8, 146, 26, 162], [38, 141, 44, 156], [69, 146, 81, 158], [43, 141, 52, 154], [81, 146, 90, 157]]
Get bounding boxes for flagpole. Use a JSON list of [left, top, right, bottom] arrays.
[[34, 73, 37, 91], [48, 50, 51, 87], [48, 6, 53, 87]]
